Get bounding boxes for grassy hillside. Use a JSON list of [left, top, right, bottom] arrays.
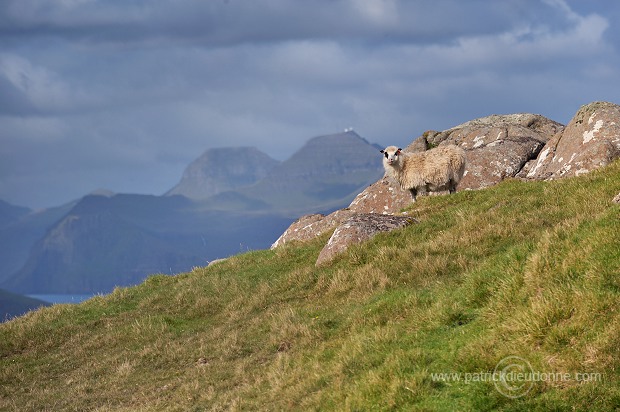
[[1, 161, 619, 411]]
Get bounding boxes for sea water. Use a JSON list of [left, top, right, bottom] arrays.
[[27, 294, 98, 304]]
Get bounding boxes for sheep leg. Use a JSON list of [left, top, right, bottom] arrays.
[[448, 179, 457, 194], [409, 188, 417, 202]]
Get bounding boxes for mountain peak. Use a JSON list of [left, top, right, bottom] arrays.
[[238, 131, 385, 213], [165, 146, 281, 200], [283, 130, 381, 170], [89, 189, 115, 198]]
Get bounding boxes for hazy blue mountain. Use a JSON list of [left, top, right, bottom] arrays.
[[0, 288, 50, 322], [2, 193, 291, 294], [194, 190, 273, 212], [2, 131, 383, 295], [0, 200, 31, 229], [166, 147, 280, 200], [0, 200, 77, 285], [239, 130, 384, 213], [167, 131, 384, 215]]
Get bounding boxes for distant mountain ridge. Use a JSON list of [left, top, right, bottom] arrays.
[[3, 193, 292, 294], [0, 130, 385, 295], [242, 131, 384, 212], [252, 131, 383, 189], [0, 200, 76, 287], [166, 131, 384, 214], [213, 131, 385, 213]]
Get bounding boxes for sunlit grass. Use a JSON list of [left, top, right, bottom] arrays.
[[1, 161, 620, 411]]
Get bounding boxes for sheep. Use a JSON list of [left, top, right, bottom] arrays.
[[380, 144, 466, 202]]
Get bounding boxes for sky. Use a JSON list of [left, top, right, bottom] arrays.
[[1, 0, 620, 209]]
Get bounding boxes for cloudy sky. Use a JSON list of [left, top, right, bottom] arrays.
[[1, 0, 620, 208]]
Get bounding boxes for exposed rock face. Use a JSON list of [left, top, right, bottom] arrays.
[[348, 176, 412, 215], [270, 209, 355, 249], [430, 113, 563, 189], [613, 192, 620, 204], [348, 113, 562, 215], [525, 102, 620, 180], [315, 214, 416, 266]]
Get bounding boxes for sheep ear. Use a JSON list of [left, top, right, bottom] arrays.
[[396, 148, 402, 154], [380, 149, 385, 154]]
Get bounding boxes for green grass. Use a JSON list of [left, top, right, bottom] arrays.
[[2, 161, 620, 411]]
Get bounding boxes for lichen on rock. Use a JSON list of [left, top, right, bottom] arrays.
[[315, 214, 416, 266]]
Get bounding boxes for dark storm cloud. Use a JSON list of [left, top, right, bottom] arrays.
[[0, 0, 572, 46], [1, 0, 619, 208]]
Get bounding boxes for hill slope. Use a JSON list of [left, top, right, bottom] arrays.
[[1, 162, 619, 411]]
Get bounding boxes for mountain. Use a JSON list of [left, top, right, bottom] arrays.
[[1, 131, 383, 295], [239, 130, 384, 213], [0, 288, 49, 321], [0, 200, 76, 285], [165, 147, 280, 199], [168, 132, 384, 214], [0, 200, 31, 229], [2, 193, 292, 294]]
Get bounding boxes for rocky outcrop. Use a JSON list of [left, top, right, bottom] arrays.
[[428, 113, 563, 189], [270, 209, 356, 248], [613, 193, 620, 204], [525, 102, 620, 180], [272, 102, 620, 266], [348, 176, 412, 214], [315, 214, 416, 266], [345, 113, 563, 215]]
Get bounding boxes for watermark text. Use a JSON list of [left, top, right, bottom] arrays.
[[429, 356, 602, 398]]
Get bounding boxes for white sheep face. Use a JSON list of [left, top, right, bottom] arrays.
[[380, 146, 402, 166]]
